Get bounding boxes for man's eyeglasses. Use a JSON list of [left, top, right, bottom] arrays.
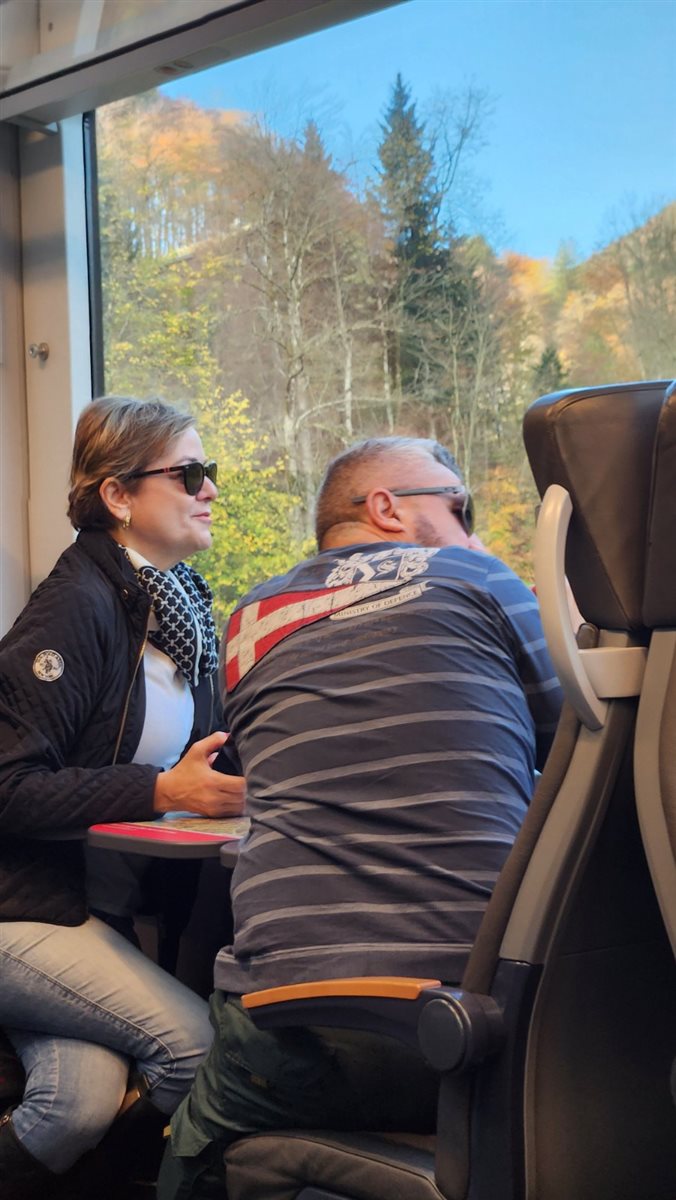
[[123, 460, 218, 497], [351, 485, 474, 535]]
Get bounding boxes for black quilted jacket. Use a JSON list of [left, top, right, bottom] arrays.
[[0, 530, 218, 925]]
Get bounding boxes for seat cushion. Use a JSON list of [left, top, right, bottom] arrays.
[[225, 1130, 442, 1200]]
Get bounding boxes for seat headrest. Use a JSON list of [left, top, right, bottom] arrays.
[[644, 382, 676, 627], [523, 381, 671, 631]]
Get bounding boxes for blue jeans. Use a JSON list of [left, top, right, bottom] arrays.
[[0, 916, 212, 1173]]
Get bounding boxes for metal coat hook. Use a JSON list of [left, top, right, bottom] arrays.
[[28, 343, 49, 361]]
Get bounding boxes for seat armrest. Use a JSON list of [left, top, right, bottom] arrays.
[[242, 976, 504, 1072]]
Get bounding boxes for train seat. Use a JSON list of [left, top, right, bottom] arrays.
[[635, 379, 676, 954], [223, 380, 676, 1200]]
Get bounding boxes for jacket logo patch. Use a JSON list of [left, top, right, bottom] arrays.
[[33, 650, 64, 681]]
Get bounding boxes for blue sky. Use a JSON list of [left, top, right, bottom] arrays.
[[162, 0, 676, 261]]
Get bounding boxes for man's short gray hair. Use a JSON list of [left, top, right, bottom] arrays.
[[314, 436, 463, 546]]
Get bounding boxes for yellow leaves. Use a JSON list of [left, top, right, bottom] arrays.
[[555, 276, 639, 383], [478, 466, 538, 584], [504, 253, 552, 301]]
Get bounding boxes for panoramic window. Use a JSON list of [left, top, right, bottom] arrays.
[[96, 0, 676, 621]]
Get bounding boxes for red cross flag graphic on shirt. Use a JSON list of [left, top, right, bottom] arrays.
[[224, 579, 403, 691]]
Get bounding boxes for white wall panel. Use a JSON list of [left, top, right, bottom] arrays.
[[19, 116, 91, 590], [0, 121, 30, 634]]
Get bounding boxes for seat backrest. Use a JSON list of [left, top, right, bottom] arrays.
[[635, 379, 676, 954], [523, 379, 672, 630], [452, 381, 676, 1200], [512, 381, 674, 1200], [465, 380, 668, 997]]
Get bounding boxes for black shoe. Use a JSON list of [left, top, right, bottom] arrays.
[[0, 1111, 59, 1200]]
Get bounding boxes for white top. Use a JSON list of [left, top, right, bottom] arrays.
[[124, 547, 195, 769]]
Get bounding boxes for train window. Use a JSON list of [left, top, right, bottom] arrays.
[[95, 0, 676, 619]]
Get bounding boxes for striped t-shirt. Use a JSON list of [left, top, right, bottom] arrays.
[[214, 543, 562, 993]]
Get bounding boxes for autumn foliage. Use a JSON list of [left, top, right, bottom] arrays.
[[98, 87, 675, 611]]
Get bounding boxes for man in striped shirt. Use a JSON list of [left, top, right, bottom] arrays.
[[160, 437, 562, 1199]]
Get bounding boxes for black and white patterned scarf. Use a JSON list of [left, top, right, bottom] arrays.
[[133, 560, 218, 687]]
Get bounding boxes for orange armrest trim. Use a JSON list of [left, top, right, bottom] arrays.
[[242, 976, 442, 1009]]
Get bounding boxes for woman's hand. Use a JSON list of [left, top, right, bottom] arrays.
[[153, 732, 246, 817]]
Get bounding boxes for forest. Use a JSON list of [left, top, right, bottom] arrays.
[[97, 78, 676, 623]]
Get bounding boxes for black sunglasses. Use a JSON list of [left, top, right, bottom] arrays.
[[351, 485, 474, 535], [123, 460, 218, 496]]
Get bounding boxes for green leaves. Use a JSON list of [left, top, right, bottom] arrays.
[[195, 392, 303, 627]]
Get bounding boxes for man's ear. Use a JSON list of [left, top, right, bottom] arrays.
[[99, 476, 133, 525], [364, 488, 406, 536]]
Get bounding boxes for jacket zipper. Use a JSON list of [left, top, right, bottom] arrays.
[[209, 674, 215, 731], [112, 610, 150, 765]]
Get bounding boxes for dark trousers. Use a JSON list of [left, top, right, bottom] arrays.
[[158, 990, 438, 1200]]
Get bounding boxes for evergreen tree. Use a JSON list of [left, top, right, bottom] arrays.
[[377, 74, 446, 398], [551, 241, 578, 306], [378, 74, 442, 269], [532, 346, 568, 397], [302, 118, 331, 167]]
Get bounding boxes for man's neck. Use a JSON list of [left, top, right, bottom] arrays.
[[320, 523, 401, 552]]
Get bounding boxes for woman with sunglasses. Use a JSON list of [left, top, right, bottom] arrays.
[[0, 395, 245, 1195]]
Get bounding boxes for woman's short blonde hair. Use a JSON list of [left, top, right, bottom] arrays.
[[68, 396, 194, 531]]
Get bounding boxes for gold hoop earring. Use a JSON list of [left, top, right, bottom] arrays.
[[122, 512, 131, 530]]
